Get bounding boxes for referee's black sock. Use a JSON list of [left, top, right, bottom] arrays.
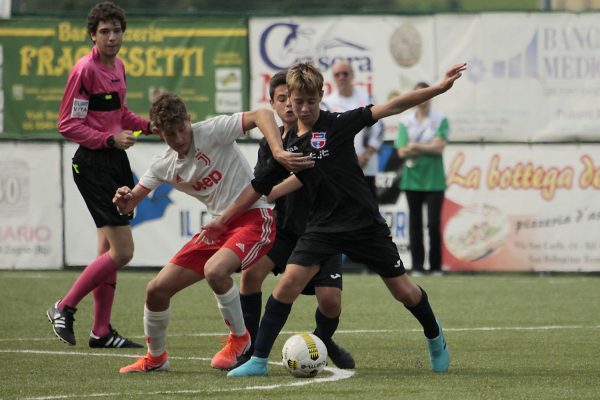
[[254, 295, 292, 359], [240, 292, 262, 354], [404, 286, 440, 339], [313, 307, 339, 344]]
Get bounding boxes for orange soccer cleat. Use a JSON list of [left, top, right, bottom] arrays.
[[210, 330, 251, 370], [119, 352, 170, 373]]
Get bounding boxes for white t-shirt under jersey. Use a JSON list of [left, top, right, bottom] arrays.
[[139, 113, 270, 216], [322, 88, 384, 176]]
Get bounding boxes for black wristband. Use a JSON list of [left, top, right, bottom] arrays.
[[106, 135, 115, 148]]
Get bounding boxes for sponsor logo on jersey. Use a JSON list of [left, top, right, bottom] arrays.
[[192, 170, 223, 191], [236, 243, 245, 253], [330, 273, 341, 279], [71, 98, 89, 118], [310, 132, 327, 149]]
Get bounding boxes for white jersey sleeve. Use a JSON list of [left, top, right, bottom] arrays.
[[201, 113, 246, 145]]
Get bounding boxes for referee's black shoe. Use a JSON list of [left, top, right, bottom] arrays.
[[324, 339, 355, 369], [89, 325, 144, 348], [47, 300, 77, 346]]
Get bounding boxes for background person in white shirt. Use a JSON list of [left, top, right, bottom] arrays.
[[322, 60, 384, 197]]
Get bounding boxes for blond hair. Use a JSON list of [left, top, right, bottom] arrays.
[[286, 62, 324, 95]]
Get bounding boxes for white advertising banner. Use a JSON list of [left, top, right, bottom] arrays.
[[63, 141, 259, 267], [442, 144, 600, 271], [436, 13, 600, 142], [249, 16, 437, 140], [381, 144, 600, 272], [0, 142, 62, 269], [250, 13, 600, 142]]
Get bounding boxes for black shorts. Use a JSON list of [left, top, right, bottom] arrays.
[[72, 146, 134, 228], [288, 220, 406, 278], [267, 228, 343, 295]]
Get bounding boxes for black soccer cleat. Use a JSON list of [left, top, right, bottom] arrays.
[[47, 300, 77, 346], [89, 325, 144, 348], [325, 339, 356, 369]]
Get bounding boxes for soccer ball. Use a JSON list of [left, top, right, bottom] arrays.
[[281, 333, 328, 378]]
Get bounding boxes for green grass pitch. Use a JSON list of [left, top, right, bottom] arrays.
[[1, 270, 599, 399]]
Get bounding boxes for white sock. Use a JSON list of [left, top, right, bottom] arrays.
[[144, 305, 171, 357], [214, 283, 246, 336]]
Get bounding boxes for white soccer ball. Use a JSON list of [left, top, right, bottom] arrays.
[[281, 333, 328, 378]]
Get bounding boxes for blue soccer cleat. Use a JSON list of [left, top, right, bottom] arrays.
[[227, 356, 269, 377], [427, 320, 450, 372]]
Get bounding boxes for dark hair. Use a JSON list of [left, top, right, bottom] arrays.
[[149, 93, 189, 133], [414, 81, 429, 90], [269, 71, 288, 100], [87, 2, 127, 36]]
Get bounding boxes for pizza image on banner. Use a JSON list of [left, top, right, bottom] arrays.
[[444, 203, 510, 261]]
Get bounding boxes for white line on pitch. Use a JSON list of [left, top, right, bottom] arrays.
[[7, 351, 353, 400], [2, 324, 599, 343]]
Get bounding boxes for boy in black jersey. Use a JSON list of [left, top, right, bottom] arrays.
[[234, 71, 354, 369], [203, 61, 466, 377]]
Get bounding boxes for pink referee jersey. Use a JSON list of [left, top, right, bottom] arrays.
[[57, 46, 148, 149]]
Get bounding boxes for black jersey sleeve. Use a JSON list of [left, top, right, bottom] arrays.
[[251, 139, 291, 196], [341, 105, 377, 130]]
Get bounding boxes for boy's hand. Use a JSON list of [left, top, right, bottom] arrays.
[[196, 218, 228, 245], [438, 62, 467, 92], [273, 149, 315, 172], [113, 186, 135, 214]]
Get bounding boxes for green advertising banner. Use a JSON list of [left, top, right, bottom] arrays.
[[0, 18, 248, 138]]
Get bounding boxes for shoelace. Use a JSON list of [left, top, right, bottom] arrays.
[[136, 355, 163, 370]]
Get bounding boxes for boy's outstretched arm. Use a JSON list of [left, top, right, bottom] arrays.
[[371, 62, 466, 121]]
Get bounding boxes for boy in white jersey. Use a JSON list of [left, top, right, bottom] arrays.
[[114, 93, 311, 373]]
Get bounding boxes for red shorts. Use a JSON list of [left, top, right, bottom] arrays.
[[170, 208, 275, 276]]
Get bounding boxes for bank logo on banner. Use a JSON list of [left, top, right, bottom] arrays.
[[467, 32, 538, 84], [467, 24, 597, 84], [258, 21, 372, 72]]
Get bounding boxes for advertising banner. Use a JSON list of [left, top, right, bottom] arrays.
[[250, 14, 600, 142], [436, 13, 600, 142], [249, 16, 437, 140], [379, 144, 600, 272], [0, 18, 248, 137], [0, 142, 62, 269], [63, 141, 260, 267], [441, 144, 600, 271]]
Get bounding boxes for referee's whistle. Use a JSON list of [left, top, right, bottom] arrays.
[[133, 130, 142, 137]]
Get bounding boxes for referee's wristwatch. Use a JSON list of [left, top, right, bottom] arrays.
[[106, 135, 115, 148]]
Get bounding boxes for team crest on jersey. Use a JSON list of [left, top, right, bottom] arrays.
[[310, 132, 327, 149], [195, 149, 211, 166]]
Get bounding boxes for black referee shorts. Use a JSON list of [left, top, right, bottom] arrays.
[[72, 146, 134, 228], [267, 227, 343, 295], [288, 220, 406, 278]]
